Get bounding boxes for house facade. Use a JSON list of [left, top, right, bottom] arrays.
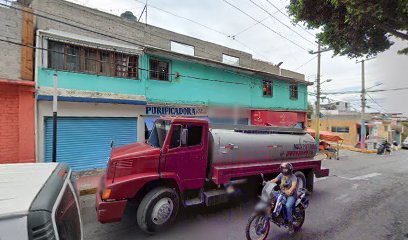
[[0, 5, 35, 164], [28, 0, 311, 170]]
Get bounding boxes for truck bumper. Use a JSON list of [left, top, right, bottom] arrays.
[[95, 187, 127, 223], [315, 167, 330, 178]]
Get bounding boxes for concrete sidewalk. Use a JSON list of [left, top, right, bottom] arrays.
[[74, 170, 103, 196]]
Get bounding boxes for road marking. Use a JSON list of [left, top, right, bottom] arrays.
[[349, 172, 381, 181], [314, 177, 328, 183], [335, 172, 382, 181]]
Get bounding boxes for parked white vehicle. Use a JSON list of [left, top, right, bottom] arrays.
[[402, 137, 408, 149], [0, 163, 82, 240]]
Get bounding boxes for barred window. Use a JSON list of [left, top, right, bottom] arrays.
[[331, 126, 349, 133], [263, 80, 273, 97], [150, 59, 170, 81], [47, 40, 139, 79], [290, 84, 298, 100]]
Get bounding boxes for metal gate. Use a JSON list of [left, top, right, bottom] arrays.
[[44, 117, 138, 171]]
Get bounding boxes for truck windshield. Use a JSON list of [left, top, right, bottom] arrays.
[[147, 119, 171, 148]]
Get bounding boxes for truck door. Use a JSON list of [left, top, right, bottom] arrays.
[[164, 123, 207, 190]]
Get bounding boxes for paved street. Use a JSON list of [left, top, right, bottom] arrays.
[[81, 150, 408, 240]]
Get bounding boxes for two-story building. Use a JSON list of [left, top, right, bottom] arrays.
[[30, 0, 312, 170], [0, 4, 35, 164]]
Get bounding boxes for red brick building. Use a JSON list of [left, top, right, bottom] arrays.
[[0, 81, 35, 163], [0, 6, 35, 163]]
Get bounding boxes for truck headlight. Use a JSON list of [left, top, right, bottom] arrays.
[[102, 188, 111, 200]]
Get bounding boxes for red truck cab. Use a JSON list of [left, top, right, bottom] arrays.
[[96, 117, 329, 233]]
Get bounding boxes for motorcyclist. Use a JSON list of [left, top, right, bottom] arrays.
[[270, 162, 297, 234]]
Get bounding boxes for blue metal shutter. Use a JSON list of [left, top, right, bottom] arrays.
[[45, 117, 138, 171]]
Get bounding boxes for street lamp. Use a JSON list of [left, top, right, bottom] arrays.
[[322, 79, 332, 84]]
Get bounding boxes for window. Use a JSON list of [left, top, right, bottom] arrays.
[[263, 80, 273, 96], [222, 54, 239, 66], [384, 125, 389, 131], [150, 59, 170, 81], [170, 125, 182, 148], [186, 125, 203, 146], [47, 40, 139, 79], [170, 41, 194, 56], [290, 84, 298, 99], [55, 185, 81, 240], [331, 126, 350, 133], [169, 125, 203, 148]]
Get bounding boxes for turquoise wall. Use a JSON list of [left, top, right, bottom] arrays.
[[37, 53, 308, 111]]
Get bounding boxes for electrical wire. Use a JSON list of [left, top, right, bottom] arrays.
[[248, 0, 316, 46], [0, 36, 312, 100], [1, 2, 240, 66], [294, 55, 317, 71], [4, 2, 316, 91], [133, 0, 273, 62], [134, 0, 230, 38], [264, 0, 315, 38], [366, 93, 387, 113], [322, 87, 408, 95], [221, 0, 309, 51], [0, 37, 251, 86]]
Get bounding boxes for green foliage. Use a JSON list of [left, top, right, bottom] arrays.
[[288, 0, 408, 58]]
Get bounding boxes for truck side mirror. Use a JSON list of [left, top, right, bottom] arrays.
[[181, 128, 188, 146]]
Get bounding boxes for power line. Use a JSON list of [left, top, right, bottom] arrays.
[[134, 0, 230, 38], [366, 93, 387, 113], [133, 0, 272, 62], [264, 0, 315, 38], [1, 2, 240, 66], [248, 0, 316, 46], [231, 16, 269, 38], [1, 36, 313, 94], [323, 87, 408, 95], [0, 37, 250, 86], [221, 0, 309, 51], [294, 55, 317, 70], [1, 2, 314, 94]]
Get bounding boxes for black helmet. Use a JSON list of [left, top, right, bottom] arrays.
[[280, 162, 293, 176]]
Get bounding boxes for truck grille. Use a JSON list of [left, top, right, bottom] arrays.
[[31, 221, 55, 240]]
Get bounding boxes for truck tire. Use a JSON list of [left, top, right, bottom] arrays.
[[294, 171, 306, 191], [137, 187, 180, 233]]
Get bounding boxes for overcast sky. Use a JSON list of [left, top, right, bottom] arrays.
[[67, 0, 408, 115]]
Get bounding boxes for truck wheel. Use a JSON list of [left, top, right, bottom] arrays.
[[137, 187, 180, 233], [294, 171, 306, 191]]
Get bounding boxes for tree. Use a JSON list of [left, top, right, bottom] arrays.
[[288, 0, 408, 58]]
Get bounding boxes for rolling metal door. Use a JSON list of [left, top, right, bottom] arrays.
[[45, 117, 138, 171]]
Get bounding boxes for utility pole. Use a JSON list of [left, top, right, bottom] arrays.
[[356, 57, 375, 149], [315, 42, 321, 147], [52, 72, 58, 162], [310, 43, 331, 150], [360, 60, 366, 149]]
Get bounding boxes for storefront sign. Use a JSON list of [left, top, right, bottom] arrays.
[[145, 105, 207, 116], [251, 110, 300, 127]]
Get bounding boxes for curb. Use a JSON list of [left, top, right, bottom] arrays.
[[338, 146, 376, 154], [80, 188, 97, 196]]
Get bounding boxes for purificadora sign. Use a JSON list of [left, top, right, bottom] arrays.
[[145, 105, 207, 116]]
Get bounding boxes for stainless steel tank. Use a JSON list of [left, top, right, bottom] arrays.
[[208, 127, 316, 165]]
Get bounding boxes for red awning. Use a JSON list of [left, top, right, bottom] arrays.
[[306, 129, 343, 142], [356, 123, 375, 128]]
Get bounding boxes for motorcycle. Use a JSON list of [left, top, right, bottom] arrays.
[[245, 174, 309, 240], [377, 141, 391, 155]]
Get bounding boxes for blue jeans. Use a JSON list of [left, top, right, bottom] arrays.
[[285, 195, 296, 222]]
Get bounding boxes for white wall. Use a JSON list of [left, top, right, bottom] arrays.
[[36, 101, 145, 162]]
